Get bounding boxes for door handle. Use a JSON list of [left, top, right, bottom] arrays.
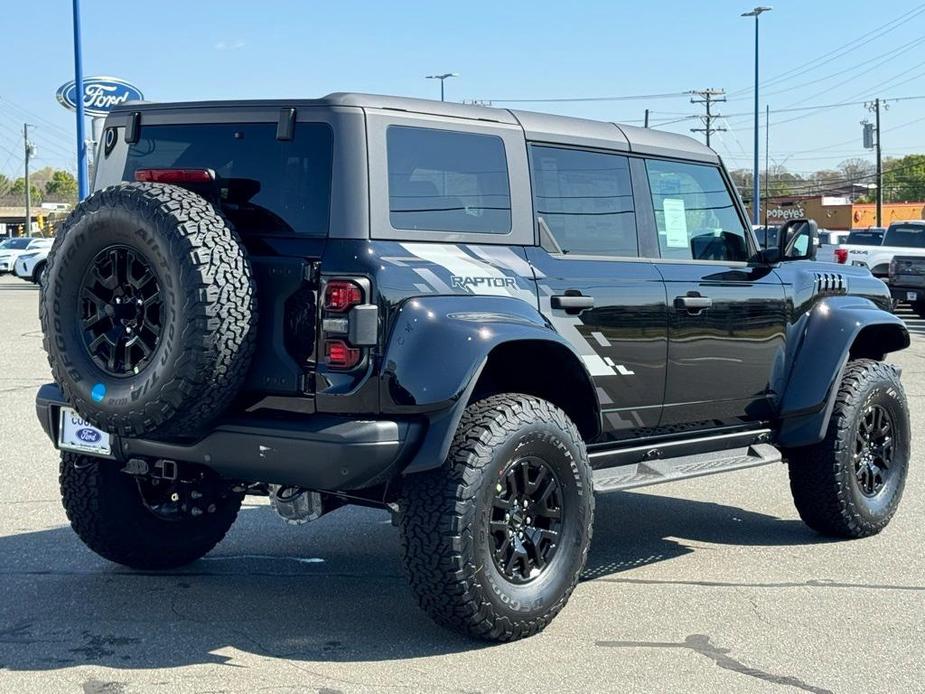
[[551, 293, 594, 314], [675, 294, 712, 313]]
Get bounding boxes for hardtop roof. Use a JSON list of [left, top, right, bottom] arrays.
[[111, 91, 719, 163]]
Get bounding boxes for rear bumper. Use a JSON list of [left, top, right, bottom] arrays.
[[889, 284, 925, 302], [36, 384, 423, 491]]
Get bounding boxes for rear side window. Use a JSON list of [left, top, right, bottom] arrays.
[[884, 224, 925, 248], [645, 160, 750, 262], [530, 146, 637, 257], [847, 231, 884, 245], [387, 126, 511, 234], [121, 123, 333, 236]]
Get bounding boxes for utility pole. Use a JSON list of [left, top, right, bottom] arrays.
[[23, 124, 35, 237], [864, 98, 885, 227], [644, 109, 650, 128], [690, 89, 726, 148]]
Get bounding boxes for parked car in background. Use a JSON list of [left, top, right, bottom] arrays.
[[13, 245, 50, 284], [846, 228, 886, 246], [817, 229, 850, 263], [838, 220, 925, 276], [0, 237, 53, 274], [888, 254, 925, 315]]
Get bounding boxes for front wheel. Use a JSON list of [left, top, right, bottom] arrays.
[[399, 394, 594, 641], [787, 359, 909, 538], [60, 453, 243, 569]]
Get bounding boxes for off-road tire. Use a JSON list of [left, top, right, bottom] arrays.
[[399, 394, 594, 641], [60, 452, 242, 569], [787, 359, 909, 538], [40, 183, 257, 439]]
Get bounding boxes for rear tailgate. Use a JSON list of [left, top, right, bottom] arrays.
[[94, 112, 336, 399]]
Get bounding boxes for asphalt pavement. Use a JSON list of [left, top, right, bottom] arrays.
[[0, 274, 922, 693]]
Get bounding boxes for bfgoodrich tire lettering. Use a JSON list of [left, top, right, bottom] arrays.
[[399, 394, 594, 641], [787, 359, 909, 538], [40, 183, 257, 439]]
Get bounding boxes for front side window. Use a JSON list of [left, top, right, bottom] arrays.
[[646, 160, 750, 262], [530, 146, 637, 257], [387, 126, 511, 234]]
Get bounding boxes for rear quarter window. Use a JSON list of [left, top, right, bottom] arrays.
[[884, 224, 925, 248], [386, 126, 512, 234], [112, 122, 333, 236]]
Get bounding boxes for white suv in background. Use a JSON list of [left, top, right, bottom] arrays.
[[0, 237, 53, 275], [14, 244, 53, 284]]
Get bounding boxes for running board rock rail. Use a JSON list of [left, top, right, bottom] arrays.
[[592, 443, 782, 493]]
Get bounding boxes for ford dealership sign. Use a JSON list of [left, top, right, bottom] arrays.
[[56, 76, 144, 117]]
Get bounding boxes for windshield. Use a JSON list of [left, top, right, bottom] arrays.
[[113, 122, 334, 236], [2, 238, 32, 250], [884, 224, 925, 248]]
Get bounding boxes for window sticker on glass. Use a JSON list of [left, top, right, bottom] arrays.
[[662, 198, 688, 248]]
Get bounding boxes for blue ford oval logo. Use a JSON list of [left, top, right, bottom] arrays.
[[56, 76, 144, 117], [76, 428, 102, 443]]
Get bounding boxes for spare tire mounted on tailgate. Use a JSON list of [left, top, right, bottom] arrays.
[[41, 182, 257, 439]]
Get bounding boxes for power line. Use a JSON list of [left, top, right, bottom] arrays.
[[727, 4, 925, 97], [477, 91, 690, 104]]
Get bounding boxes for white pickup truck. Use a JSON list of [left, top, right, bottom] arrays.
[[838, 220, 925, 277]]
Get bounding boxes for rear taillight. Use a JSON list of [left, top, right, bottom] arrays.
[[134, 168, 214, 184], [323, 280, 364, 312], [319, 277, 376, 370], [323, 339, 361, 369], [834, 248, 848, 264]]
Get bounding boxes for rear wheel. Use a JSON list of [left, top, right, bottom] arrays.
[[60, 453, 243, 569], [787, 359, 909, 538], [399, 394, 594, 641]]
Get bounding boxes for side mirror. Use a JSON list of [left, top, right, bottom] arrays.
[[778, 218, 818, 261]]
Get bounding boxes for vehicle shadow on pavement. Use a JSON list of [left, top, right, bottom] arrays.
[[0, 491, 824, 670]]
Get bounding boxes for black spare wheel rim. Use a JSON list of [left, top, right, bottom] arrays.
[[78, 245, 163, 377], [491, 456, 564, 584], [854, 403, 895, 497]]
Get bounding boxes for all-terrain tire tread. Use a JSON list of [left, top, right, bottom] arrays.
[[399, 394, 593, 641], [787, 359, 907, 538], [40, 183, 257, 438]]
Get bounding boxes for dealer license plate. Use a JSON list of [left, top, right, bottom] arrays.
[[58, 407, 111, 456]]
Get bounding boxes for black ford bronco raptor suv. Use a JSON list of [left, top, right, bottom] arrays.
[[36, 94, 911, 641]]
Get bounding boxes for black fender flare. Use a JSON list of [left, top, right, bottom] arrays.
[[379, 295, 600, 474], [776, 296, 909, 447]]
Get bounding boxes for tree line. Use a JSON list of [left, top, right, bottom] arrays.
[[0, 167, 78, 205], [731, 153, 925, 203]]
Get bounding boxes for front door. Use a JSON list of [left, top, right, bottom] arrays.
[[641, 157, 788, 427], [526, 145, 668, 441]]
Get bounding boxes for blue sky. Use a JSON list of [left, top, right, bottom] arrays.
[[2, 0, 924, 180]]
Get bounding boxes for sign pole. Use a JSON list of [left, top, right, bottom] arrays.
[[72, 0, 89, 200]]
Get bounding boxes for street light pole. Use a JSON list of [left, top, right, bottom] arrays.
[[72, 0, 89, 199], [742, 6, 771, 225], [425, 73, 459, 102]]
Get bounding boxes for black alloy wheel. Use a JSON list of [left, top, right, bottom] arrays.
[[78, 245, 163, 377], [853, 404, 894, 497], [491, 456, 563, 584]]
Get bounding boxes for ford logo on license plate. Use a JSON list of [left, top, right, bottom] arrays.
[[76, 428, 102, 444]]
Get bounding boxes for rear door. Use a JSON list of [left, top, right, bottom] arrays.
[[639, 158, 787, 427], [525, 145, 668, 442]]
